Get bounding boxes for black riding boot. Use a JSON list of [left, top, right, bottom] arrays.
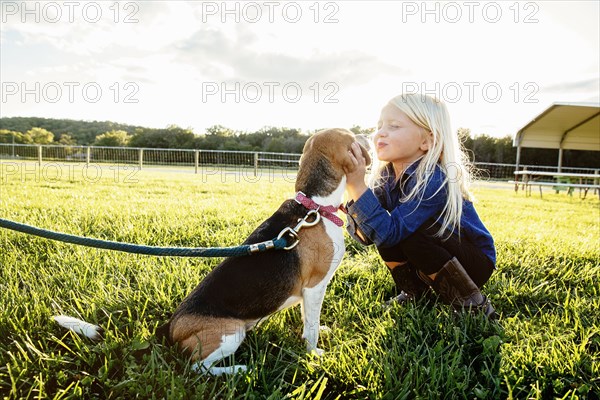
[[386, 263, 431, 305], [421, 257, 496, 319]]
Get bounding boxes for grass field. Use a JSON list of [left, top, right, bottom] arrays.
[[0, 163, 598, 399]]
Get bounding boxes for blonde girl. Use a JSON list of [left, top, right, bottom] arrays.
[[345, 93, 496, 317]]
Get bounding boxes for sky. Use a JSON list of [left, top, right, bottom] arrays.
[[1, 0, 599, 138]]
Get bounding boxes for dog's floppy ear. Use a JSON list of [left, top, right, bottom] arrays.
[[354, 134, 372, 167]]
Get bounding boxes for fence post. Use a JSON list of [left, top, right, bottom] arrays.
[[254, 152, 259, 177], [523, 166, 529, 196], [194, 150, 199, 174], [86, 147, 91, 166], [139, 148, 144, 170], [37, 145, 42, 166]]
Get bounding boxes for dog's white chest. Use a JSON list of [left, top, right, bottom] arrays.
[[312, 177, 347, 282]]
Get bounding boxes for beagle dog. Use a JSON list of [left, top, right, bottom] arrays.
[[55, 128, 371, 376], [159, 128, 370, 375]]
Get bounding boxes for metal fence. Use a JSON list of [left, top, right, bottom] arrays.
[[0, 143, 301, 176], [473, 162, 599, 181], [0, 143, 598, 181]]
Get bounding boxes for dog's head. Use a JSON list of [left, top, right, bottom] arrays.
[[296, 128, 372, 196]]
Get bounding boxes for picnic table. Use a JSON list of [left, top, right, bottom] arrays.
[[509, 170, 600, 199]]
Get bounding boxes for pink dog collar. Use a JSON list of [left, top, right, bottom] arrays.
[[294, 192, 344, 227]]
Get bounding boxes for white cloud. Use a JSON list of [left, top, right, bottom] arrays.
[[1, 1, 200, 54], [1, 1, 598, 137]]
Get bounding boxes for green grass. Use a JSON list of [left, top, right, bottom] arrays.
[[0, 162, 598, 399]]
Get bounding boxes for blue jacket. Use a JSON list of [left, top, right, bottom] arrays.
[[346, 161, 496, 265]]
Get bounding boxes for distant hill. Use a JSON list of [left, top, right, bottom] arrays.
[[1, 117, 597, 168], [0, 116, 313, 153], [0, 116, 147, 145]]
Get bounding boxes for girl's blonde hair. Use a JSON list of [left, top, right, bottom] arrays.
[[369, 93, 473, 238]]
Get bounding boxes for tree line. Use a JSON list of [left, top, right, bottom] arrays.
[[0, 116, 597, 168]]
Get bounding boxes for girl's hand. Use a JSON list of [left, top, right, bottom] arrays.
[[346, 142, 368, 201]]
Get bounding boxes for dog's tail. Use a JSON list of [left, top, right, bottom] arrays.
[[53, 315, 104, 341]]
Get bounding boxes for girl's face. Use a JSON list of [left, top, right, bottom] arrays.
[[374, 103, 432, 172]]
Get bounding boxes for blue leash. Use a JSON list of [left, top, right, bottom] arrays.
[[0, 218, 289, 257]]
